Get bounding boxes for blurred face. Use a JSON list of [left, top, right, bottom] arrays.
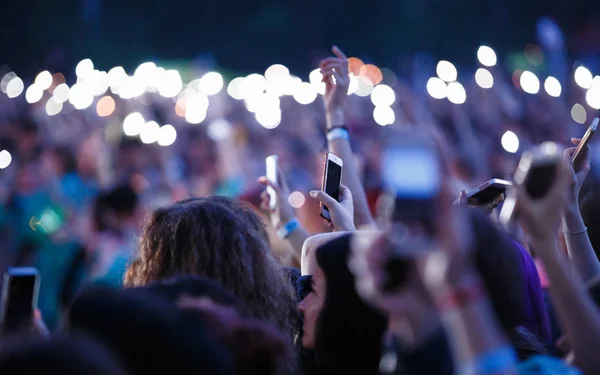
[[298, 266, 326, 349]]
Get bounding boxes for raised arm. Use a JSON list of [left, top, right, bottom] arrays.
[[517, 157, 600, 374], [562, 138, 600, 282], [319, 46, 376, 229]]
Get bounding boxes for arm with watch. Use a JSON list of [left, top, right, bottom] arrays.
[[320, 46, 376, 229]]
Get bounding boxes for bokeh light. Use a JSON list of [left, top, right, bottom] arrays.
[[25, 84, 43, 104], [53, 83, 70, 103], [76, 59, 94, 78], [108, 66, 128, 94], [185, 107, 207, 124], [347, 57, 364, 76], [96, 96, 116, 117], [158, 70, 183, 98], [586, 87, 600, 109], [123, 112, 145, 136], [265, 64, 290, 82], [544, 76, 561, 97], [0, 150, 12, 169], [447, 82, 466, 104], [35, 71, 53, 90], [436, 61, 458, 82], [6, 77, 24, 98], [293, 82, 318, 105], [207, 119, 233, 141], [370, 84, 395, 107], [69, 83, 94, 109], [571, 104, 587, 124], [197, 72, 224, 96], [359, 64, 383, 85], [255, 107, 282, 129], [1, 72, 16, 93], [157, 124, 177, 147], [227, 77, 246, 100], [288, 191, 306, 208], [353, 76, 374, 97], [241, 74, 267, 99], [477, 46, 497, 67], [519, 71, 540, 94], [140, 121, 161, 144], [501, 131, 520, 153], [309, 69, 326, 95], [475, 68, 494, 89], [45, 98, 63, 116], [574, 66, 593, 89], [373, 106, 395, 126], [426, 77, 447, 99]]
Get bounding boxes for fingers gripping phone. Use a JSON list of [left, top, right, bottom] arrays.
[[266, 155, 278, 210], [499, 142, 563, 227], [570, 117, 598, 166], [1, 267, 40, 334], [320, 152, 343, 221], [464, 179, 512, 207]]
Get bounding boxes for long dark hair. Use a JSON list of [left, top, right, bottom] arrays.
[[124, 196, 297, 371], [314, 234, 387, 375]]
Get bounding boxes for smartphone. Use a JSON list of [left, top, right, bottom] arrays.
[[570, 117, 598, 166], [381, 138, 441, 235], [499, 142, 562, 226], [265, 155, 278, 210], [464, 179, 512, 206], [320, 152, 343, 221], [0, 267, 40, 333]]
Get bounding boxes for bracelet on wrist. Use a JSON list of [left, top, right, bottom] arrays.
[[276, 218, 300, 239], [563, 226, 587, 235], [435, 279, 486, 312], [327, 127, 350, 141], [458, 345, 517, 375]]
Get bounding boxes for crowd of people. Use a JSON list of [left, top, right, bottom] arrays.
[[1, 40, 600, 374]]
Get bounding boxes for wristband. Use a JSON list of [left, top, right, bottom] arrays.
[[563, 226, 587, 235], [327, 128, 350, 141], [458, 345, 517, 375], [327, 124, 349, 132], [277, 218, 300, 239], [436, 280, 486, 312]]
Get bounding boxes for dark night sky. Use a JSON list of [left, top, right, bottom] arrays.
[[1, 0, 600, 78]]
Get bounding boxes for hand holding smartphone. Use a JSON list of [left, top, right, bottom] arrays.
[[1, 267, 40, 334], [570, 117, 598, 167], [320, 152, 343, 221], [459, 179, 512, 207], [265, 155, 279, 210]]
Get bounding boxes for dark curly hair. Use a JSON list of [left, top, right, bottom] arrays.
[[124, 196, 298, 372]]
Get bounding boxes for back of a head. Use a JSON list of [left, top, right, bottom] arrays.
[[0, 336, 126, 375], [65, 286, 232, 375], [315, 233, 387, 375], [104, 183, 139, 218], [136, 275, 246, 313], [124, 196, 296, 334]]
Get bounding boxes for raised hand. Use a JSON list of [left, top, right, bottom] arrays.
[[564, 138, 591, 209], [320, 46, 350, 115], [309, 185, 355, 232], [258, 167, 295, 230]]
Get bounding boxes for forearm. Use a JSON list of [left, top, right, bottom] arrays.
[[534, 238, 600, 374], [326, 109, 376, 228], [562, 207, 600, 282], [286, 226, 309, 259]]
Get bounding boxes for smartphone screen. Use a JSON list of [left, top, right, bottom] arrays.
[[321, 153, 343, 220], [265, 155, 278, 210], [1, 268, 40, 333], [382, 147, 441, 234]]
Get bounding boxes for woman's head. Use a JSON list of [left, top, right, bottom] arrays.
[[469, 210, 547, 346], [124, 196, 296, 338], [298, 233, 387, 375]]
